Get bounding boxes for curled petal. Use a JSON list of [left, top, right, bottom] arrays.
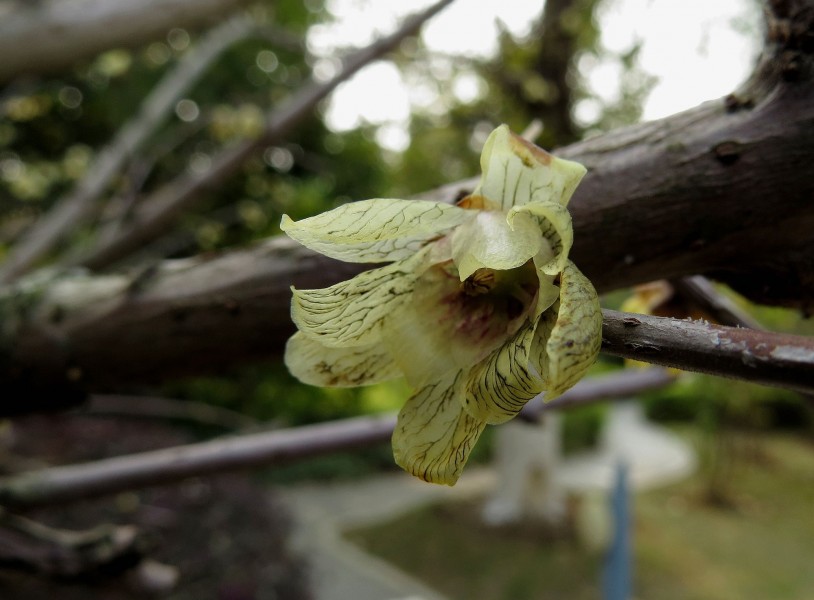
[[451, 210, 542, 281], [509, 200, 573, 276], [545, 261, 603, 399], [462, 320, 545, 424], [281, 199, 470, 263], [285, 331, 402, 387], [393, 371, 486, 485], [534, 269, 561, 318], [291, 254, 422, 348], [476, 124, 587, 211]]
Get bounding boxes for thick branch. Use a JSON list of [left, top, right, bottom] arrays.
[[0, 0, 253, 82], [0, 14, 266, 285], [71, 0, 456, 271], [0, 369, 671, 509]]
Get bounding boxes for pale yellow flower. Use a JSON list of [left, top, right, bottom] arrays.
[[282, 125, 602, 485]]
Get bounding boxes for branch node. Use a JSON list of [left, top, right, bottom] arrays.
[[713, 141, 742, 165]]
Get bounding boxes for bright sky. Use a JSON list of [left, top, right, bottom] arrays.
[[307, 0, 761, 150]]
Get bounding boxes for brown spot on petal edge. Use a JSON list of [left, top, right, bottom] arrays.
[[509, 132, 552, 166]]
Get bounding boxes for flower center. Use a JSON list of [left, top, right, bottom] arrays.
[[450, 260, 539, 325], [461, 268, 497, 297]]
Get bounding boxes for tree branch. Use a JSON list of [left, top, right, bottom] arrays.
[[671, 276, 764, 329], [0, 368, 671, 509], [0, 0, 254, 82], [0, 14, 272, 285], [601, 310, 814, 395], [70, 0, 457, 272], [1, 240, 812, 412], [0, 509, 149, 578], [82, 394, 258, 430]]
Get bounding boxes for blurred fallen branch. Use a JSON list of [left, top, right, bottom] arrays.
[[0, 368, 671, 509], [82, 394, 258, 430], [0, 13, 268, 284], [71, 0, 457, 271], [0, 0, 255, 82], [0, 508, 150, 578], [671, 276, 764, 330]]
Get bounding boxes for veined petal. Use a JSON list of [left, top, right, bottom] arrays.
[[291, 253, 422, 348], [462, 320, 544, 424], [281, 199, 470, 263], [509, 200, 574, 276], [393, 371, 486, 485], [544, 261, 602, 399], [476, 125, 587, 211], [450, 210, 542, 281], [285, 331, 402, 387]]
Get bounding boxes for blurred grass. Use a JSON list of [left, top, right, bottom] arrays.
[[346, 430, 814, 600]]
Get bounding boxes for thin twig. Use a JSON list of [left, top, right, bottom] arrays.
[[82, 394, 258, 430], [0, 13, 265, 284], [0, 368, 670, 509], [520, 367, 676, 418], [73, 0, 457, 271], [671, 275, 763, 329], [601, 309, 814, 395]]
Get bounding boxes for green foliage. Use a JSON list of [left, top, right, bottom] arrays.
[[642, 373, 813, 431], [164, 363, 409, 427], [561, 404, 605, 454]]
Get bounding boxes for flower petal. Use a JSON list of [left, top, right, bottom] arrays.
[[544, 261, 603, 399], [476, 125, 587, 211], [534, 269, 561, 318], [281, 199, 470, 263], [461, 321, 544, 424], [450, 210, 542, 281], [382, 260, 535, 388], [509, 200, 573, 276], [291, 253, 422, 348], [285, 331, 402, 387], [393, 371, 486, 486]]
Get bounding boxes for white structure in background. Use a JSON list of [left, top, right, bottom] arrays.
[[483, 400, 696, 527], [482, 412, 567, 526]]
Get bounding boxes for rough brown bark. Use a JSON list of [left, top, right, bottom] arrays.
[[556, 0, 814, 310]]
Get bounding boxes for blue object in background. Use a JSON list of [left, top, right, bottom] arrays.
[[603, 462, 631, 600]]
